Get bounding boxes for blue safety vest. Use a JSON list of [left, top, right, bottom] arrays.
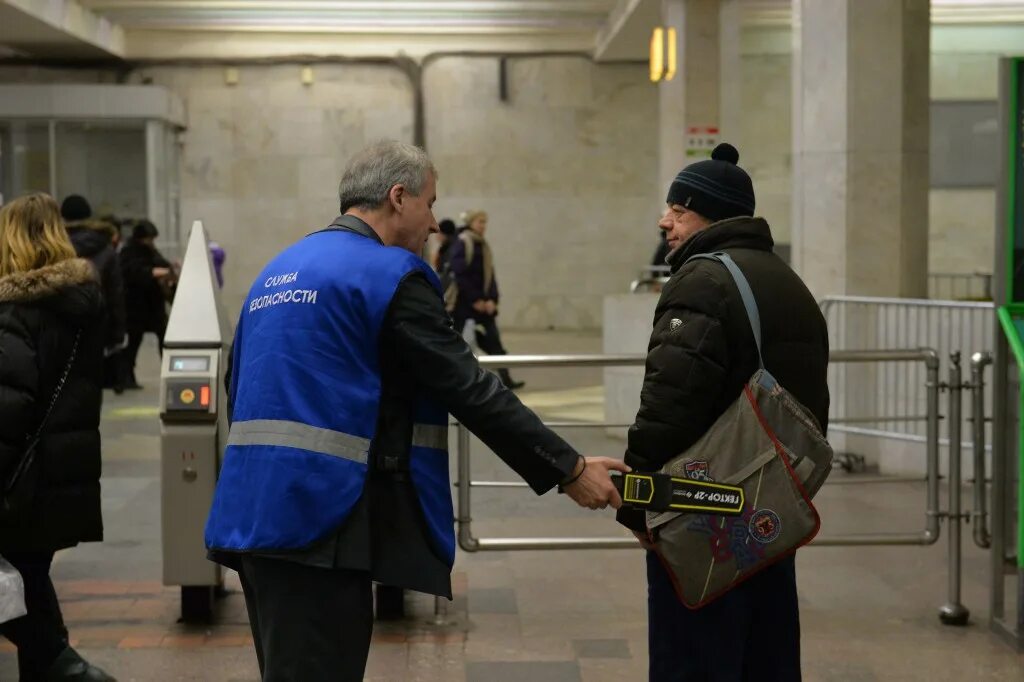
[[204, 229, 456, 566]]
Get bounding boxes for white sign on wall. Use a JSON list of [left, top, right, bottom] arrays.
[[685, 126, 720, 158]]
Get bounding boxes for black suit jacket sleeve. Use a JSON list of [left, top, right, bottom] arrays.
[[387, 272, 579, 493]]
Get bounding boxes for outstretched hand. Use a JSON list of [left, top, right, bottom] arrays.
[[563, 457, 631, 510]]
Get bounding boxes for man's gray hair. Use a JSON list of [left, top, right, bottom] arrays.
[[338, 140, 436, 213]]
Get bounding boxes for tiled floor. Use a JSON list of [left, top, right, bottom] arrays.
[[1, 331, 1022, 681]]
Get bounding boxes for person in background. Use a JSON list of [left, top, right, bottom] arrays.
[[432, 219, 456, 271], [432, 218, 457, 314], [0, 193, 116, 682], [209, 239, 226, 289], [449, 210, 524, 390], [118, 219, 174, 390], [651, 230, 671, 269], [61, 196, 127, 393]]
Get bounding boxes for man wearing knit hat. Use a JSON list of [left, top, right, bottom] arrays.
[[618, 143, 830, 680]]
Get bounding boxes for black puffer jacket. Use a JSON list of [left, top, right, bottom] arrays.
[[67, 219, 126, 349], [119, 239, 171, 333], [0, 259, 105, 552], [619, 217, 829, 530]]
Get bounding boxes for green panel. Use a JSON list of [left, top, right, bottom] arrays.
[[997, 305, 1024, 567]]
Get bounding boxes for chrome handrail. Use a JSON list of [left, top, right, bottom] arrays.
[[459, 348, 942, 551]]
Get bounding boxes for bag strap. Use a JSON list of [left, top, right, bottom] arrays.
[[29, 329, 81, 442], [684, 252, 764, 369], [459, 231, 475, 266]]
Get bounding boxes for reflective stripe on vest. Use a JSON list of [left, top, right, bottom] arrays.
[[205, 229, 456, 559], [228, 419, 370, 464]]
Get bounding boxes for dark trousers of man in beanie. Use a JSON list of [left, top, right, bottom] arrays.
[[619, 143, 829, 682], [647, 554, 801, 681]]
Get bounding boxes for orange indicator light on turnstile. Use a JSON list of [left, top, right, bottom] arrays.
[[200, 385, 210, 407]]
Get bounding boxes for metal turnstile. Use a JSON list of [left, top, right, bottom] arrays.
[[160, 220, 233, 623]]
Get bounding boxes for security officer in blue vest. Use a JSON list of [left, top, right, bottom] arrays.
[[205, 140, 628, 682]]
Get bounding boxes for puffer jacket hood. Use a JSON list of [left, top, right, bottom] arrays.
[[0, 257, 101, 321], [66, 219, 116, 260]]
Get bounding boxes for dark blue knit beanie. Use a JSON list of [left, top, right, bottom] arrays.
[[666, 143, 755, 222]]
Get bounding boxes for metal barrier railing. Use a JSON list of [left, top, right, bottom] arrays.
[[630, 277, 669, 293], [450, 350, 978, 622], [929, 272, 993, 301], [462, 350, 941, 549], [819, 296, 994, 445], [635, 271, 992, 301], [970, 352, 994, 550], [629, 265, 671, 293]]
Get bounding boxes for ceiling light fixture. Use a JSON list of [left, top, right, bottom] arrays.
[[650, 26, 664, 82], [650, 26, 677, 83]]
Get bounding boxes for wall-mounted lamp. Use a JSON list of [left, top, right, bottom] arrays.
[[301, 66, 314, 86], [650, 26, 678, 83]]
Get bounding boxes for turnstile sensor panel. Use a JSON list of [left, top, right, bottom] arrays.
[[166, 381, 212, 411]]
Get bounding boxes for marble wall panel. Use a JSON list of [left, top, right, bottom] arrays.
[[928, 189, 996, 275], [181, 153, 233, 200], [129, 63, 415, 323], [1, 59, 661, 329], [793, 151, 848, 298], [508, 58, 595, 108], [931, 53, 999, 100], [845, 152, 912, 296]]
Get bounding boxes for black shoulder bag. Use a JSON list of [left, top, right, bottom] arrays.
[[1, 330, 81, 521]]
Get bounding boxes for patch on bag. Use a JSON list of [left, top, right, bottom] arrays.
[[688, 506, 765, 570], [669, 318, 684, 331], [748, 509, 782, 544], [683, 460, 712, 482]]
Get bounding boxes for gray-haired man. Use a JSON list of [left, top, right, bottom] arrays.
[[205, 140, 627, 681]]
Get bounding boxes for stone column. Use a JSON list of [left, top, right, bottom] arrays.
[[659, 0, 721, 191], [791, 0, 930, 299], [718, 0, 743, 146]]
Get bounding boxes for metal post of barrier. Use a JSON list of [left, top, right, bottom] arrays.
[[971, 352, 993, 549], [940, 353, 970, 626], [811, 348, 941, 546], [456, 422, 478, 553], [926, 349, 942, 546]]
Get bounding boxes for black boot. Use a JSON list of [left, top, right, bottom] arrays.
[[45, 647, 117, 681], [499, 369, 525, 391]]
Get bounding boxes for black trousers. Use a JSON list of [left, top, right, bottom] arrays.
[[0, 552, 68, 681], [453, 314, 516, 386], [238, 556, 374, 682], [121, 323, 165, 387], [646, 551, 801, 682]]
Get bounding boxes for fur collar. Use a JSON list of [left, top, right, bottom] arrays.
[[0, 258, 96, 305], [66, 219, 117, 239]]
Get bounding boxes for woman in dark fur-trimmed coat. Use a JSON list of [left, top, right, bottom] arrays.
[[0, 194, 115, 681]]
